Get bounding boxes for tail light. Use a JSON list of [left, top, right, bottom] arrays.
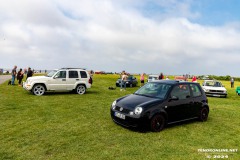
[[89, 77, 93, 84]]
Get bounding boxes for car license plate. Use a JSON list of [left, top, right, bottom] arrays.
[[213, 94, 220, 97], [115, 112, 125, 120]]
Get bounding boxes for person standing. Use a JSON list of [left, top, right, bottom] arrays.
[[140, 73, 145, 87], [11, 65, 17, 85], [121, 71, 128, 91], [192, 76, 197, 82], [159, 73, 164, 80], [230, 77, 234, 88], [17, 68, 24, 86], [27, 67, 33, 79]]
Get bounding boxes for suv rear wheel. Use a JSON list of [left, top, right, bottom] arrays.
[[76, 85, 86, 95], [32, 84, 45, 96]]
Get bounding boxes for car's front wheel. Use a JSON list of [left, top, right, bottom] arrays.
[[150, 114, 165, 132], [32, 84, 45, 96], [76, 85, 86, 95], [199, 107, 209, 121]]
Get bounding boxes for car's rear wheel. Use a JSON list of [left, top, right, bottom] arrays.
[[199, 107, 209, 121], [76, 85, 86, 95], [150, 114, 165, 132], [32, 84, 45, 96]]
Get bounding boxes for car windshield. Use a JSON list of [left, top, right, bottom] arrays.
[[134, 82, 171, 99], [46, 70, 57, 77], [205, 81, 222, 87]]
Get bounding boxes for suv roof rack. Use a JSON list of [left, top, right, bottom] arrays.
[[61, 68, 86, 70]]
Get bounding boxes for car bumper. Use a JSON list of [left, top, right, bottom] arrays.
[[205, 92, 227, 97], [23, 82, 32, 91], [110, 109, 148, 128]]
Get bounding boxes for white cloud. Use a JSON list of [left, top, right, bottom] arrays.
[[0, 0, 240, 76]]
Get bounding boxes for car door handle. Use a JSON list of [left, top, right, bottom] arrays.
[[62, 79, 66, 81]]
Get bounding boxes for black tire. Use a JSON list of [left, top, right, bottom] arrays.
[[32, 84, 45, 96], [150, 114, 165, 132], [76, 85, 86, 95], [199, 107, 209, 122]]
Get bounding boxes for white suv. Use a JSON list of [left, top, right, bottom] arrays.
[[23, 68, 92, 96]]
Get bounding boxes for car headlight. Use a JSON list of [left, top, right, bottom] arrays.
[[134, 107, 143, 115], [112, 100, 116, 110], [126, 82, 129, 84]]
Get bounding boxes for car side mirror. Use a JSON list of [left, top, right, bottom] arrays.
[[54, 75, 59, 79], [170, 96, 179, 101]]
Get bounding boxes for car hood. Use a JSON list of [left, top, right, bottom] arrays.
[[202, 86, 227, 91], [116, 94, 163, 110], [27, 76, 51, 81]]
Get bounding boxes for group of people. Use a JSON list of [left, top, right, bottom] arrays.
[[11, 65, 34, 86], [140, 72, 165, 87]]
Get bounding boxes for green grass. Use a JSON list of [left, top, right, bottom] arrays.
[[0, 75, 240, 160]]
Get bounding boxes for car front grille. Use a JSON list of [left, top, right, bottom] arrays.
[[115, 106, 131, 114], [209, 90, 224, 93]]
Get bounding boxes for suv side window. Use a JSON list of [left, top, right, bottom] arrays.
[[190, 84, 202, 97], [80, 71, 87, 78], [69, 71, 79, 78], [55, 71, 66, 78], [171, 84, 190, 100]]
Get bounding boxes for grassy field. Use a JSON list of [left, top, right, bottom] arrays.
[[0, 74, 239, 160]]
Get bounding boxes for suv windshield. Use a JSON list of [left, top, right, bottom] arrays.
[[46, 70, 57, 77], [135, 82, 171, 98]]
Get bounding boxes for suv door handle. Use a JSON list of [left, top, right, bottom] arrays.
[[62, 79, 66, 81]]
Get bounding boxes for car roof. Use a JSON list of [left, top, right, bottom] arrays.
[[148, 75, 158, 77], [204, 80, 220, 82], [149, 80, 198, 85]]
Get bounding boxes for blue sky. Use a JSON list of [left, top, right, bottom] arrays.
[[1, 0, 240, 76]]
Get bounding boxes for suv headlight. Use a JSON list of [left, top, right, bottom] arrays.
[[134, 107, 143, 115], [112, 100, 116, 110]]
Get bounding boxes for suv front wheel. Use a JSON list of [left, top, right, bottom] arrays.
[[32, 84, 45, 96], [76, 85, 86, 95]]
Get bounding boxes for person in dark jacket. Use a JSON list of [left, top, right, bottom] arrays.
[[26, 67, 33, 79], [17, 68, 24, 86]]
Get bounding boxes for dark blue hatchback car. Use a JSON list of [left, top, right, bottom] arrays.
[[111, 80, 209, 132]]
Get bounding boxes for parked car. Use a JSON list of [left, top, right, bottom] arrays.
[[147, 75, 159, 82], [111, 80, 209, 132], [116, 75, 138, 87], [23, 68, 92, 96], [236, 87, 240, 96], [202, 80, 227, 98], [174, 76, 187, 81]]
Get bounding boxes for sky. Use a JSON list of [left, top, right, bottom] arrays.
[[1, 0, 240, 76]]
